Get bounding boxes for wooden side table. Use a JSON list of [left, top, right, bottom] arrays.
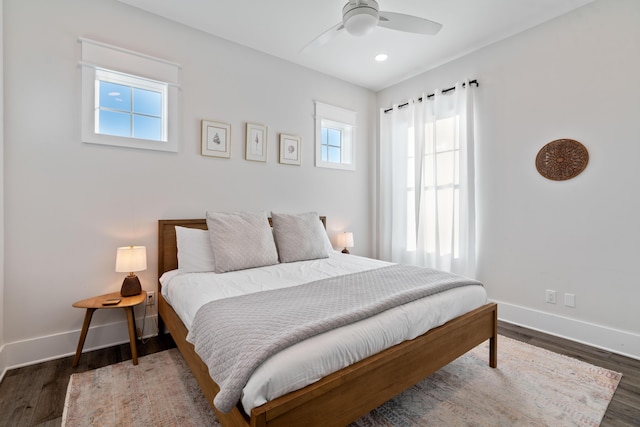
[[72, 290, 147, 367]]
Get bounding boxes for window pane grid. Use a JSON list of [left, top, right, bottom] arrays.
[[321, 126, 343, 162], [99, 100, 162, 119], [95, 72, 166, 141]]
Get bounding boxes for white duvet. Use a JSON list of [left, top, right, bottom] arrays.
[[160, 252, 487, 414]]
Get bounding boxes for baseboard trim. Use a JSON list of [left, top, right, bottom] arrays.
[[0, 343, 7, 383], [495, 300, 640, 360], [2, 314, 158, 372], [4, 303, 638, 374]]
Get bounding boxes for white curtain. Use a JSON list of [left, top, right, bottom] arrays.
[[379, 81, 476, 278]]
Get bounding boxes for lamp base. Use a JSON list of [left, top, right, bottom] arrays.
[[342, 248, 350, 254], [120, 275, 142, 297]]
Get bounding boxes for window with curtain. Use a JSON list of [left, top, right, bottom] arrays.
[[379, 81, 476, 277]]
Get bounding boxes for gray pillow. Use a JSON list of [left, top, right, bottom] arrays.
[[206, 211, 279, 273], [271, 212, 329, 263]]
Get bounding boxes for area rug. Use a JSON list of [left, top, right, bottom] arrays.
[[62, 336, 621, 426]]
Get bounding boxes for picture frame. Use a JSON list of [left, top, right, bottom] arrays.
[[201, 120, 231, 158], [279, 134, 302, 166], [245, 123, 268, 162]]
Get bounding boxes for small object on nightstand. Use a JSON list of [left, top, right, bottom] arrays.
[[339, 231, 354, 254], [115, 245, 147, 297], [102, 298, 121, 306]]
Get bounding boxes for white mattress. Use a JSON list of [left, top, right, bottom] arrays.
[[160, 252, 487, 414]]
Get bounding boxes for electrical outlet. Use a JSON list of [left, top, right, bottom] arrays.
[[564, 293, 576, 308], [545, 289, 557, 304], [146, 291, 155, 306]]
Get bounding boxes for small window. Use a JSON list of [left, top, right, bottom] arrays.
[[315, 101, 356, 170], [95, 69, 167, 141], [321, 120, 352, 164], [80, 38, 180, 152]]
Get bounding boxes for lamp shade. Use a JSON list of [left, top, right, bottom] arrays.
[[115, 246, 147, 273], [339, 232, 354, 249]]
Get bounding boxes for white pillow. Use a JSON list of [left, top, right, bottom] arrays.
[[271, 212, 329, 263], [206, 211, 279, 273], [318, 220, 335, 253], [175, 226, 216, 273]]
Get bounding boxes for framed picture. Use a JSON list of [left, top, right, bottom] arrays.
[[201, 120, 231, 158], [279, 134, 301, 166], [245, 123, 268, 162]]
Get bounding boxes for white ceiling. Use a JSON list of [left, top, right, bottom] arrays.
[[117, 0, 594, 91]]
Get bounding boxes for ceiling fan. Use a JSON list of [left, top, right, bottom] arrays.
[[301, 0, 442, 53]]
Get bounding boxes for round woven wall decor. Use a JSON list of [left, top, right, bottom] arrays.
[[535, 139, 589, 181]]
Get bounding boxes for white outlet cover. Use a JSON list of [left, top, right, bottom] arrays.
[[545, 290, 557, 304], [564, 293, 576, 307]]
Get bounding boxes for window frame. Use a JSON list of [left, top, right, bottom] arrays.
[[80, 38, 180, 152], [314, 101, 356, 171]]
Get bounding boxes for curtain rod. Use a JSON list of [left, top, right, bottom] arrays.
[[383, 79, 479, 114]]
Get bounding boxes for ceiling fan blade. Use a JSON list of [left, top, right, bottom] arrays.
[[378, 11, 442, 35], [299, 22, 344, 54]]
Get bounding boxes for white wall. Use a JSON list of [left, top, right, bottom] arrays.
[[2, 0, 375, 369], [377, 0, 640, 358]]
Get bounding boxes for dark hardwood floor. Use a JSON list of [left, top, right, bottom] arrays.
[[0, 323, 638, 426], [0, 333, 177, 427]]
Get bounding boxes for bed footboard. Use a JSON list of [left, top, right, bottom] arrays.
[[160, 292, 497, 427], [249, 302, 497, 427]]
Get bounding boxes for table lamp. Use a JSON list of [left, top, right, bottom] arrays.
[[115, 245, 147, 297], [339, 232, 354, 254]]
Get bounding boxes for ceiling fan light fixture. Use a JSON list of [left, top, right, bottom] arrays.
[[343, 0, 379, 36], [302, 0, 442, 53]]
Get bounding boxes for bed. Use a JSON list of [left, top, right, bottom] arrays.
[[157, 214, 497, 427]]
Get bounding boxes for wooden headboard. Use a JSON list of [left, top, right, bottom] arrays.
[[158, 216, 327, 282]]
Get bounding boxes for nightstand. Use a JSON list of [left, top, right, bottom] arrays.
[[71, 290, 147, 367]]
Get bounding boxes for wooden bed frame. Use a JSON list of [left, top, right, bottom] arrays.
[[158, 219, 498, 427]]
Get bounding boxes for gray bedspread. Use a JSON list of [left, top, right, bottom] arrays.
[[187, 264, 482, 413]]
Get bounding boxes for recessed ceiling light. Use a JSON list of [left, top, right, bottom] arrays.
[[375, 53, 388, 62]]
